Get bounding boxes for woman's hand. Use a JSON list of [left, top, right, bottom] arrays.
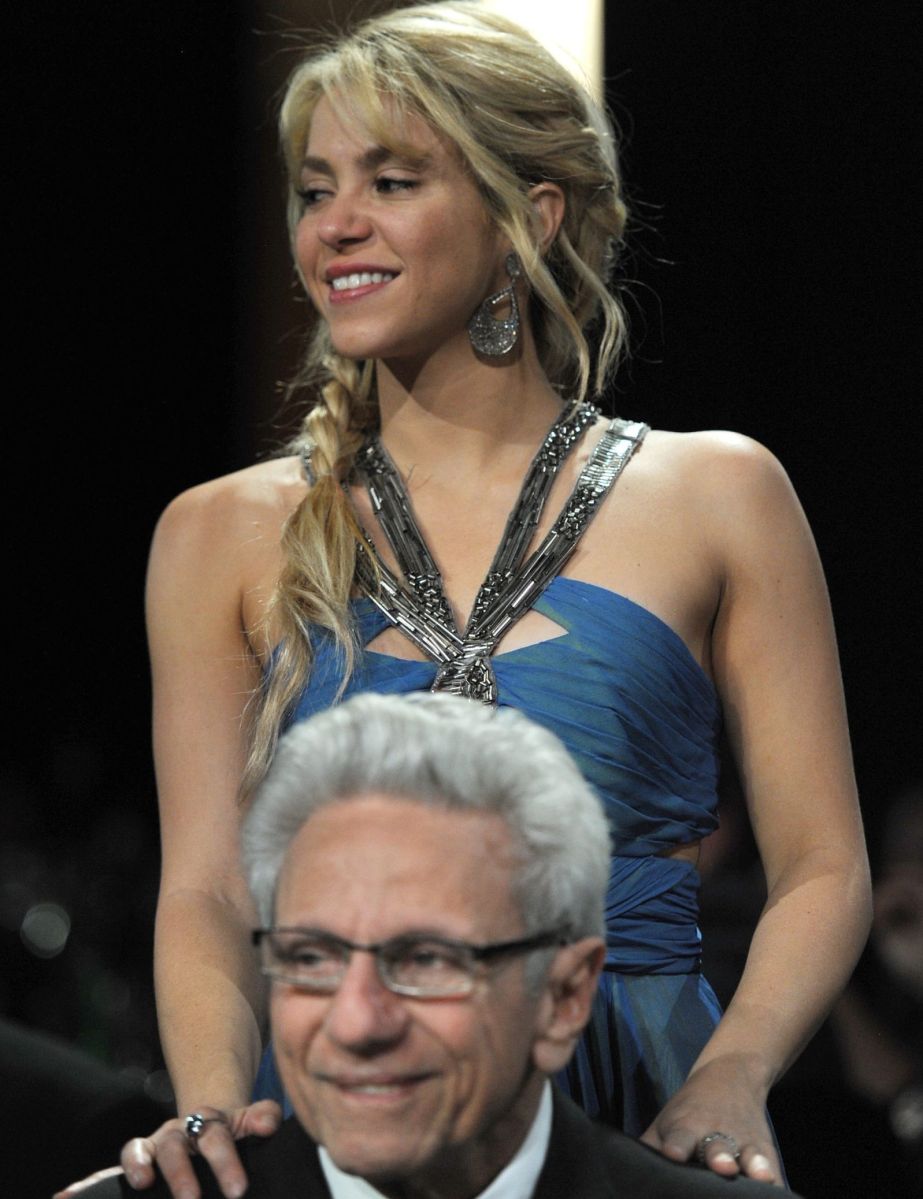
[[640, 1058, 782, 1186], [53, 1101, 282, 1199]]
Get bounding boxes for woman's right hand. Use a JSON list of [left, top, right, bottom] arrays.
[[54, 1101, 282, 1199]]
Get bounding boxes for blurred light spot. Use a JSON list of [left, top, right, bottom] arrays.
[[20, 902, 71, 958], [891, 1086, 923, 1144], [144, 1070, 175, 1106], [119, 1065, 147, 1088]]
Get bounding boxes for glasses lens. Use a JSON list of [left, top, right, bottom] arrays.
[[266, 932, 348, 990], [383, 938, 475, 996]]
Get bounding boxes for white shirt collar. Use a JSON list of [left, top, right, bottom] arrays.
[[318, 1080, 553, 1199]]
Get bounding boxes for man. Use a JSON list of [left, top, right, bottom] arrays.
[[81, 694, 790, 1198]]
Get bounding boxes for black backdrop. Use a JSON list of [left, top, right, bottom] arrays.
[[2, 3, 920, 1194]]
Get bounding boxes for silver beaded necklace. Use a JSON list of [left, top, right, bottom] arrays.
[[347, 404, 649, 704]]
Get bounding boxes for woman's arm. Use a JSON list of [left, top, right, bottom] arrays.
[[642, 434, 872, 1184], [127, 473, 290, 1197], [148, 482, 265, 1114]]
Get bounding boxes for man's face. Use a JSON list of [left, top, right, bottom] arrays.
[[270, 794, 547, 1194]]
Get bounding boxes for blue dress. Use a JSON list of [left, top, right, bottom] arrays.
[[254, 574, 725, 1137]]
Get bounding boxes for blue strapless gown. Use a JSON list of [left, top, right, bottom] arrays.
[[254, 575, 725, 1137]]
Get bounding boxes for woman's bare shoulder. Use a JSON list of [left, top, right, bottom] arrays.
[[642, 427, 812, 585], [643, 426, 780, 469], [153, 456, 308, 548], [640, 427, 793, 506]]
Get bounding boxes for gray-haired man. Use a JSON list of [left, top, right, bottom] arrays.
[[85, 694, 794, 1198]]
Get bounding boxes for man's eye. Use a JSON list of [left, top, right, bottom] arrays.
[[280, 941, 337, 967], [399, 943, 465, 971]]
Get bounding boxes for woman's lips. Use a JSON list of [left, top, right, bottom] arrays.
[[327, 270, 398, 304]]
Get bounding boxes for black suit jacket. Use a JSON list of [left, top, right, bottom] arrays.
[[84, 1091, 796, 1197]]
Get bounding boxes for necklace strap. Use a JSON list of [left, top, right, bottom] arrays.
[[466, 418, 648, 642], [468, 402, 600, 628], [354, 437, 456, 632]]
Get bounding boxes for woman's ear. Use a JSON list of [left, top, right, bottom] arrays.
[[528, 182, 566, 253]]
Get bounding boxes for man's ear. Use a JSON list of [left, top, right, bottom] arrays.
[[527, 182, 566, 253], [531, 937, 605, 1076]]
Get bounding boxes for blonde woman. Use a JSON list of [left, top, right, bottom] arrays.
[[67, 4, 870, 1196]]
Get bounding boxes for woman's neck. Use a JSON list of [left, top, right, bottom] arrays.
[[374, 335, 566, 477]]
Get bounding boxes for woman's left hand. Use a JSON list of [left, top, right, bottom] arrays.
[[640, 1057, 782, 1186]]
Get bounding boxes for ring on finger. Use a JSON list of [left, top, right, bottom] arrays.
[[696, 1131, 740, 1163], [184, 1111, 228, 1153]]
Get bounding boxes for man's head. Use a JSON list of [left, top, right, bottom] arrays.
[[243, 693, 608, 1195]]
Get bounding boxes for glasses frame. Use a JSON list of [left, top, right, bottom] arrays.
[[251, 926, 568, 998]]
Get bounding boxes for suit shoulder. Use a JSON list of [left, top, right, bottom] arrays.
[[592, 1134, 803, 1197], [538, 1093, 802, 1197], [78, 1122, 326, 1199], [240, 1118, 329, 1193]]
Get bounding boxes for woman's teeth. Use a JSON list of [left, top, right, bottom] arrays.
[[331, 271, 395, 291]]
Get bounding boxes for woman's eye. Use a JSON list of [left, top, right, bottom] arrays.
[[375, 177, 417, 195], [296, 187, 331, 209]]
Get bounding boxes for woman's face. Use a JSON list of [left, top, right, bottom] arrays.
[[294, 96, 508, 364]]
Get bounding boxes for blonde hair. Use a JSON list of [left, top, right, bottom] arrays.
[[245, 1, 629, 789]]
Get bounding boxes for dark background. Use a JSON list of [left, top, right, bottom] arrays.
[[2, 3, 920, 1195]]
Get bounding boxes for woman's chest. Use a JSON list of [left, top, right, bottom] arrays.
[[348, 437, 723, 678]]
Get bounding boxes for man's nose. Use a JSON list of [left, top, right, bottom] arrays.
[[323, 950, 410, 1053]]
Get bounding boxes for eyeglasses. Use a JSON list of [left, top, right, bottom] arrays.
[[252, 926, 567, 998]]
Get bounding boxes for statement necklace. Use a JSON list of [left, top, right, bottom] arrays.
[[348, 403, 649, 705]]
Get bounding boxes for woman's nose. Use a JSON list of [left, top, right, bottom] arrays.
[[316, 190, 373, 249]]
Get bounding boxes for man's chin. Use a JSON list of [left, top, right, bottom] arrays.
[[322, 1134, 434, 1185]]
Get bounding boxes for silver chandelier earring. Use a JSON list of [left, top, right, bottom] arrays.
[[467, 252, 523, 358]]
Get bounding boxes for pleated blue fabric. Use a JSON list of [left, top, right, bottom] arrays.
[[258, 576, 726, 1134]]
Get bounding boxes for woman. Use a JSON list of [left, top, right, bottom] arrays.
[[76, 3, 870, 1195]]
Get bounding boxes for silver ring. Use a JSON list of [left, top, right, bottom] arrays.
[[184, 1112, 226, 1152], [696, 1131, 740, 1163]]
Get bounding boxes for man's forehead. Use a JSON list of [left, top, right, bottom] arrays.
[[274, 795, 522, 928]]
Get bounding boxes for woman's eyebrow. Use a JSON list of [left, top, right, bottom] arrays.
[[301, 145, 431, 175]]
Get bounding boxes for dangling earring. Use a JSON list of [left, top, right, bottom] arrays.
[[467, 252, 523, 358]]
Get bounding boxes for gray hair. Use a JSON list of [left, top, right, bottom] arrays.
[[243, 693, 609, 943]]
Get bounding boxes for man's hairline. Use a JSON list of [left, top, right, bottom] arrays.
[[267, 786, 532, 931]]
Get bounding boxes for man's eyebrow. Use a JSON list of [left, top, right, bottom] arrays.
[[300, 145, 431, 174], [273, 925, 468, 944]]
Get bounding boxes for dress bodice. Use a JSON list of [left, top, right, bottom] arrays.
[[289, 574, 722, 857]]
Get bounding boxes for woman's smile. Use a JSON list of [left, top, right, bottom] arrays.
[[326, 263, 400, 303]]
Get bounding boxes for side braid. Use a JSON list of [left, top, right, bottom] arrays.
[[243, 343, 376, 793]]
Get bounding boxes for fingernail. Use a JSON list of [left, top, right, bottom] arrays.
[[750, 1154, 773, 1175]]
